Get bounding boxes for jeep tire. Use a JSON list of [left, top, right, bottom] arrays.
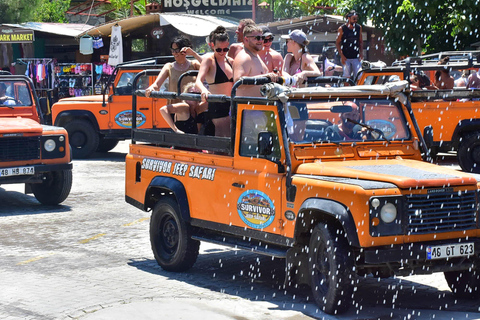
[[457, 132, 480, 173], [96, 137, 119, 153], [150, 197, 199, 272], [64, 119, 99, 159], [31, 169, 73, 205], [444, 267, 480, 299], [308, 222, 355, 314]]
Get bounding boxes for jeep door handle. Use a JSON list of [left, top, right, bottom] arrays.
[[139, 108, 149, 110], [232, 182, 245, 188]]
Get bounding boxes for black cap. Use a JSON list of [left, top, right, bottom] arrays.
[[261, 26, 274, 38]]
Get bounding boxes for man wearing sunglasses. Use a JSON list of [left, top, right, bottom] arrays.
[[233, 24, 279, 97], [258, 26, 284, 74]]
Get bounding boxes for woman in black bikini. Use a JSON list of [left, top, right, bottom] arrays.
[[196, 26, 234, 137]]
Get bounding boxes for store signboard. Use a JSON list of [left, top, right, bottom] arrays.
[[162, 0, 252, 19], [0, 27, 34, 43]]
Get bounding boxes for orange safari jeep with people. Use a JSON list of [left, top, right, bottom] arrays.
[[125, 75, 480, 314], [51, 57, 177, 158], [357, 51, 480, 172], [0, 73, 72, 205]]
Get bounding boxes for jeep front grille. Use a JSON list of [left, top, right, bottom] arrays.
[[0, 136, 41, 161], [406, 191, 477, 234]]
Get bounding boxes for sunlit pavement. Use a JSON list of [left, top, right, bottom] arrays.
[[1, 142, 479, 320]]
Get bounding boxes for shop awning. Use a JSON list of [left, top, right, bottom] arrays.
[[79, 13, 237, 38], [2, 22, 89, 38]]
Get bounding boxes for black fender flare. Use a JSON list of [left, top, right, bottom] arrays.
[[451, 119, 480, 149], [147, 176, 191, 223], [297, 198, 360, 247], [54, 110, 100, 132]]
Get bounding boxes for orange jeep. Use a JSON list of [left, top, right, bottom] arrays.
[[125, 76, 480, 314], [51, 57, 176, 158], [0, 73, 72, 205], [357, 51, 480, 172]]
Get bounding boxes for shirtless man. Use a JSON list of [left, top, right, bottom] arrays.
[[233, 24, 278, 97], [228, 18, 254, 59], [258, 26, 283, 74]]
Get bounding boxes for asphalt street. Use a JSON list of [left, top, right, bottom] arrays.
[[1, 142, 480, 320]]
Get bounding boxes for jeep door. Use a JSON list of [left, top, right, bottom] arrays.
[[229, 104, 286, 237], [108, 71, 154, 130]]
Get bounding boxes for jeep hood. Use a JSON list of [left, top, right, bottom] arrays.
[[0, 117, 42, 134], [295, 159, 479, 189], [57, 95, 104, 103]]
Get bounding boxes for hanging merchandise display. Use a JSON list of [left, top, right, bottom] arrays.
[[108, 25, 123, 66], [55, 63, 94, 99], [79, 34, 93, 55], [92, 37, 104, 49]]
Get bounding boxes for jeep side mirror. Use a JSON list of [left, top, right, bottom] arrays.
[[258, 131, 273, 156]]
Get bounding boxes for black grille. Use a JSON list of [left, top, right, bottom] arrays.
[[0, 136, 40, 161], [406, 191, 478, 234]]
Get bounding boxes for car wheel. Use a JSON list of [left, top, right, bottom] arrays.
[[31, 169, 72, 205], [445, 267, 480, 299], [64, 119, 99, 159], [457, 132, 480, 173], [308, 222, 355, 314], [150, 197, 199, 272], [96, 138, 119, 153]]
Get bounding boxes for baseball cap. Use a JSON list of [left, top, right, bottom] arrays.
[[261, 26, 273, 38], [281, 29, 309, 46]]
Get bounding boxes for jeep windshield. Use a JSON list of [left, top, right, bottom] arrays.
[[285, 98, 411, 144], [0, 80, 33, 107]]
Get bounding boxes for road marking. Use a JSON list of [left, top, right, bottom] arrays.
[[79, 233, 106, 244], [17, 253, 55, 265], [123, 217, 150, 227]]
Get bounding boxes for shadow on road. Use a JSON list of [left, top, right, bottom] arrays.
[[128, 248, 480, 319], [0, 188, 71, 216]]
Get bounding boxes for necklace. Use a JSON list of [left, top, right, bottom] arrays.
[[175, 60, 189, 70]]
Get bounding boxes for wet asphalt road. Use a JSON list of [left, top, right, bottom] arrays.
[[1, 142, 480, 320]]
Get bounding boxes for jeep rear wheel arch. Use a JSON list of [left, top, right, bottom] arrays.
[[54, 110, 100, 132], [297, 198, 360, 248], [146, 176, 191, 223]]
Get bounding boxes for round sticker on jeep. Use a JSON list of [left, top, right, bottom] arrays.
[[115, 110, 146, 128], [237, 190, 275, 229]]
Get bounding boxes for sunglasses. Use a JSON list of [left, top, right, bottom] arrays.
[[246, 35, 265, 41], [263, 37, 274, 43], [171, 47, 181, 53], [215, 47, 229, 53]]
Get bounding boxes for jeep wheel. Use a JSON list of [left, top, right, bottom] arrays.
[[64, 119, 99, 159], [308, 222, 355, 314], [444, 267, 480, 299], [457, 133, 480, 173], [96, 138, 119, 153], [31, 169, 72, 205], [150, 197, 199, 271]]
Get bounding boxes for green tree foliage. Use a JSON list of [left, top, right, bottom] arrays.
[[341, 0, 480, 55], [107, 0, 146, 20], [33, 0, 71, 23], [0, 0, 40, 23]]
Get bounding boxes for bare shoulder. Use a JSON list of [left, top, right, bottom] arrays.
[[270, 49, 283, 59]]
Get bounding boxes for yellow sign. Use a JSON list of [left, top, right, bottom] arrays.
[[0, 27, 35, 43]]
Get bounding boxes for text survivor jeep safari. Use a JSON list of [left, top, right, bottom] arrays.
[[125, 75, 480, 314], [357, 51, 480, 173], [51, 57, 179, 159], [0, 74, 72, 205]]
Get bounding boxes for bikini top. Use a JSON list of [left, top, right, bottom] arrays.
[[208, 56, 233, 85], [291, 56, 303, 75]]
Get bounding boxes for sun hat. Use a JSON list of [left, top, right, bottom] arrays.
[[281, 29, 309, 46]]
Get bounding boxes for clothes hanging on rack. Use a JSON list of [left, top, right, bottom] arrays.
[[80, 34, 93, 55], [108, 25, 123, 66]]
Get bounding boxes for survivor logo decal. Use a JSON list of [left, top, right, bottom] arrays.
[[237, 190, 275, 229], [141, 158, 216, 181]]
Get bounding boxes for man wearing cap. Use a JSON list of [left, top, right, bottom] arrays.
[[336, 10, 363, 79], [258, 26, 284, 74]]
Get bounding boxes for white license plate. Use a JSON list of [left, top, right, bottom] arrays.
[[427, 243, 474, 260], [0, 166, 35, 177]]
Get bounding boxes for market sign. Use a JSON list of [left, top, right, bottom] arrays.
[[162, 0, 252, 20], [0, 27, 34, 43]]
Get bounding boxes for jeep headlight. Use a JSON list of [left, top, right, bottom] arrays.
[[380, 202, 397, 223], [44, 139, 56, 152]]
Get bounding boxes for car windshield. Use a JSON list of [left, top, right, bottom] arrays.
[[0, 80, 32, 107], [285, 98, 411, 144]]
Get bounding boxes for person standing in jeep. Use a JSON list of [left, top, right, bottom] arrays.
[[336, 10, 363, 79]]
